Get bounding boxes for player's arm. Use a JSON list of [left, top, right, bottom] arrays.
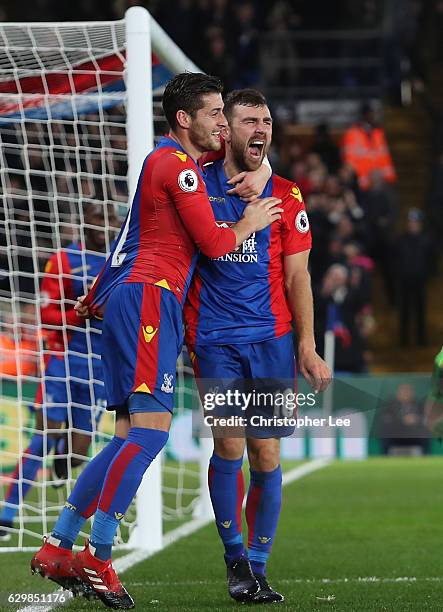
[[280, 183, 331, 391], [162, 158, 282, 258], [284, 251, 330, 392], [81, 214, 128, 318], [80, 257, 109, 318], [284, 250, 314, 347], [40, 252, 82, 327], [226, 158, 272, 201], [178, 196, 282, 256]]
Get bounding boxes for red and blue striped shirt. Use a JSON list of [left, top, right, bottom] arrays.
[[184, 159, 312, 346], [84, 137, 236, 316]]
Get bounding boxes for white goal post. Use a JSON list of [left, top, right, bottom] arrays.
[[0, 6, 212, 554]]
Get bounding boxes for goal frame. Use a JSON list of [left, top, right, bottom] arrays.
[[0, 5, 212, 554]]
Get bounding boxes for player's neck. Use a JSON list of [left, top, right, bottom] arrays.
[[168, 131, 202, 162], [223, 156, 242, 181]]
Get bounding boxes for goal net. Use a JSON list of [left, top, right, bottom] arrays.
[[0, 8, 209, 553]]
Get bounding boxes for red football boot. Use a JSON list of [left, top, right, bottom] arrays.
[[31, 537, 95, 598], [72, 541, 134, 609]]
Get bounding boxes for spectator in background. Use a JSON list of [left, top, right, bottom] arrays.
[[314, 264, 368, 373], [383, 0, 426, 104], [229, 1, 260, 88], [361, 169, 398, 305], [262, 1, 300, 88], [338, 163, 361, 200], [5, 199, 36, 298], [377, 383, 430, 455], [311, 123, 341, 174], [0, 303, 39, 378], [343, 240, 374, 305], [341, 103, 397, 191], [304, 192, 331, 284], [325, 235, 346, 269], [204, 27, 235, 91], [395, 208, 433, 347], [154, 0, 197, 63], [211, 0, 230, 29], [428, 152, 443, 240], [290, 159, 312, 196]]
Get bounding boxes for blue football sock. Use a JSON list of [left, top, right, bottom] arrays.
[[1, 433, 55, 523], [50, 436, 125, 550], [88, 510, 118, 560], [208, 453, 246, 564], [67, 436, 126, 518], [49, 507, 85, 551], [90, 427, 168, 559], [246, 466, 282, 576]]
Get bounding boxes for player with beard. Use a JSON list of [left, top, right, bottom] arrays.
[[185, 89, 331, 604], [31, 74, 283, 609]]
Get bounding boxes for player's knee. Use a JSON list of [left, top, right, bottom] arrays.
[[247, 440, 280, 472], [130, 410, 171, 432], [214, 437, 245, 460], [115, 413, 131, 439]]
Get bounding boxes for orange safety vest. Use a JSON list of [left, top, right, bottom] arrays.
[[341, 124, 396, 190], [0, 334, 38, 377]]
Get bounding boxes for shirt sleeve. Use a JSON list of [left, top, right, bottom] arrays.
[[40, 252, 82, 327], [158, 155, 236, 259], [81, 255, 110, 316], [280, 183, 312, 256]]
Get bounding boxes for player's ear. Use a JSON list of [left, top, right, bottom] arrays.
[[222, 125, 231, 143], [176, 109, 191, 130]]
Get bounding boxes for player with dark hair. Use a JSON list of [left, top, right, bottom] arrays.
[[185, 88, 331, 604], [0, 203, 117, 541], [31, 73, 282, 609]]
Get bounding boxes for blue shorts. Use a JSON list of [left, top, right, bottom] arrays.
[[35, 356, 106, 434], [191, 333, 297, 438], [101, 282, 183, 413]]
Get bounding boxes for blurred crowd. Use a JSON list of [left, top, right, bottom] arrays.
[[2, 0, 440, 97], [271, 102, 435, 371], [0, 96, 436, 377], [150, 0, 385, 92], [0, 107, 129, 377], [0, 105, 128, 289], [2, 0, 441, 96], [375, 383, 430, 455], [0, 0, 441, 377]]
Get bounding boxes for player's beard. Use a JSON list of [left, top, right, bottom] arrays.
[[231, 133, 268, 172], [189, 121, 222, 152]]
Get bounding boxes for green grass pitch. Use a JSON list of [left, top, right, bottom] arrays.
[[1, 457, 443, 611]]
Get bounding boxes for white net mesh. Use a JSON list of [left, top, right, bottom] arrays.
[[0, 19, 202, 551]]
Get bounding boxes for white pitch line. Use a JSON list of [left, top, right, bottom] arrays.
[[125, 575, 443, 587], [17, 458, 330, 612], [116, 458, 332, 574]]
